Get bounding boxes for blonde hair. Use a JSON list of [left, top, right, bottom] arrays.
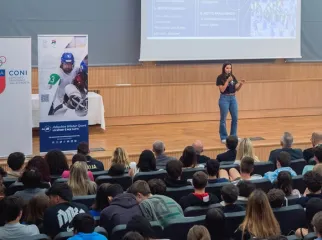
[[236, 138, 258, 161], [240, 190, 280, 239], [111, 147, 130, 168], [187, 225, 211, 240], [68, 161, 97, 196]]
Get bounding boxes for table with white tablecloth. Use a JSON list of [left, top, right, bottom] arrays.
[[32, 92, 105, 129]]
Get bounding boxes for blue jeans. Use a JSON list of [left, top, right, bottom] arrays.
[[218, 94, 238, 140]]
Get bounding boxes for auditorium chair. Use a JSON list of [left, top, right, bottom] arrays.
[[25, 234, 50, 240], [253, 162, 275, 176], [53, 232, 73, 240], [251, 178, 273, 193], [206, 182, 231, 200], [292, 175, 306, 194], [50, 175, 62, 184], [6, 181, 50, 196], [273, 204, 306, 235], [95, 174, 132, 190], [304, 232, 317, 240], [184, 203, 222, 217], [3, 177, 17, 188], [72, 195, 96, 208], [220, 164, 239, 171], [163, 215, 205, 240], [225, 211, 246, 238], [133, 170, 167, 182], [287, 235, 301, 240], [94, 226, 108, 238], [165, 186, 194, 203], [181, 167, 206, 180], [290, 159, 307, 175], [110, 221, 163, 240], [92, 170, 109, 180], [53, 178, 68, 184], [283, 195, 301, 206]]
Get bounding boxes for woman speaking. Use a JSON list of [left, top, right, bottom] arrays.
[[216, 62, 245, 143]]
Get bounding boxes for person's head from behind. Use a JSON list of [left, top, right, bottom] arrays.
[[137, 150, 156, 172], [108, 163, 125, 177], [267, 189, 285, 208], [128, 180, 151, 203], [180, 146, 197, 168], [240, 157, 255, 175], [126, 215, 156, 239], [93, 183, 123, 211], [2, 196, 24, 223], [276, 151, 291, 169], [72, 153, 87, 165], [72, 213, 95, 234], [206, 159, 220, 178], [68, 161, 92, 196], [193, 171, 208, 191], [7, 152, 25, 172], [312, 211, 322, 238], [205, 208, 226, 239], [241, 189, 280, 238], [304, 171, 322, 194], [25, 194, 50, 224], [236, 138, 255, 160], [237, 180, 256, 198], [46, 182, 73, 205], [314, 164, 322, 176], [25, 156, 51, 182], [112, 147, 130, 167], [314, 146, 322, 164], [277, 171, 293, 196], [122, 232, 144, 240], [222, 62, 232, 75], [306, 198, 322, 229], [21, 168, 42, 189], [148, 179, 166, 195], [166, 160, 183, 180], [77, 142, 90, 155], [152, 140, 165, 156], [45, 149, 69, 175], [311, 132, 322, 147], [221, 184, 239, 204], [192, 140, 204, 155], [226, 135, 238, 151], [281, 132, 293, 148], [187, 225, 211, 240]]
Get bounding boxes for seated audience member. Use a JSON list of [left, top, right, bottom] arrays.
[[24, 194, 50, 233], [43, 183, 89, 238], [264, 152, 297, 183], [192, 140, 211, 164], [90, 183, 114, 217], [69, 213, 107, 240], [148, 178, 167, 195], [108, 163, 126, 177], [111, 147, 130, 169], [303, 146, 322, 175], [45, 149, 69, 176], [100, 185, 142, 235], [0, 167, 7, 178], [7, 152, 25, 178], [206, 159, 229, 184], [297, 171, 322, 207], [235, 138, 259, 163], [123, 231, 144, 240], [216, 135, 238, 162], [220, 184, 245, 213], [235, 190, 281, 240], [180, 146, 203, 168], [303, 132, 322, 162], [62, 154, 94, 181], [268, 132, 303, 166], [129, 150, 157, 177], [277, 171, 301, 196], [237, 180, 256, 202], [312, 211, 322, 240], [179, 171, 219, 210], [153, 140, 176, 169], [164, 160, 191, 188], [14, 168, 47, 203], [67, 161, 97, 196], [25, 156, 51, 183], [296, 198, 322, 238], [267, 189, 285, 208], [314, 164, 322, 176], [128, 180, 184, 227], [229, 157, 262, 183], [77, 142, 104, 172], [205, 208, 229, 240], [0, 196, 39, 239], [187, 225, 211, 240], [126, 215, 159, 240]]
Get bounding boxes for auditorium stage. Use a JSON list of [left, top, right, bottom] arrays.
[[0, 116, 319, 170]]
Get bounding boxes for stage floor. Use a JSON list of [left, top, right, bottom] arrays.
[[30, 116, 319, 164]]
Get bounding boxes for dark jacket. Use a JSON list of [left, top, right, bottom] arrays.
[[196, 154, 211, 164], [296, 193, 322, 208], [303, 144, 322, 162], [223, 204, 245, 213], [156, 154, 176, 169], [179, 193, 219, 210], [268, 148, 303, 167], [100, 193, 142, 234], [164, 177, 191, 188], [216, 150, 237, 162], [86, 156, 104, 172]]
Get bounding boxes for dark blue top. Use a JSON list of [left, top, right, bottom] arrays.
[[216, 74, 238, 94]]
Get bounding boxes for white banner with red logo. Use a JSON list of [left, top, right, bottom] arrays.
[[0, 37, 33, 156]]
